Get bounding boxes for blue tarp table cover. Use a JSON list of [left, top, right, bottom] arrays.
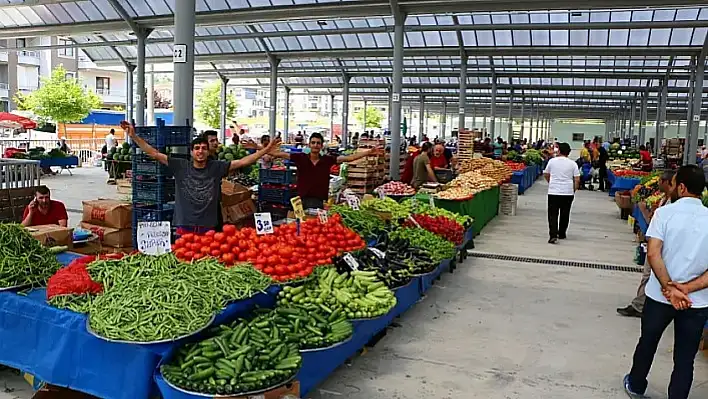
[[39, 156, 79, 168], [418, 259, 452, 294], [609, 177, 641, 197], [633, 204, 649, 235], [607, 169, 616, 186], [510, 165, 538, 194], [0, 252, 280, 399]]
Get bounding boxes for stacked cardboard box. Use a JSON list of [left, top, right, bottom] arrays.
[[79, 199, 133, 252], [221, 180, 256, 226]]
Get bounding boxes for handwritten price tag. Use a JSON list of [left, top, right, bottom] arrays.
[[346, 195, 360, 210], [290, 196, 305, 220], [254, 213, 274, 235], [369, 247, 386, 259], [343, 253, 359, 270], [137, 221, 171, 255], [378, 189, 386, 199], [317, 209, 328, 224]]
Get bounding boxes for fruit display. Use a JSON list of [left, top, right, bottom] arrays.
[[375, 181, 415, 196], [389, 228, 456, 263], [217, 144, 249, 162], [107, 142, 132, 162], [504, 161, 526, 171], [506, 150, 523, 163], [631, 174, 661, 204], [277, 267, 396, 320], [160, 311, 303, 396], [608, 143, 639, 161], [404, 214, 464, 245], [361, 197, 411, 219], [435, 171, 498, 200], [523, 149, 543, 166], [0, 224, 63, 289], [173, 219, 365, 282], [401, 199, 473, 227], [328, 205, 386, 238]]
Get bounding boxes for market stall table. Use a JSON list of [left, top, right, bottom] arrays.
[[608, 176, 641, 197], [0, 252, 280, 399], [414, 186, 500, 236], [510, 165, 539, 194], [40, 156, 79, 176], [632, 204, 649, 235]]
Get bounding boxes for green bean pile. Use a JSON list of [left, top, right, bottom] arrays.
[[328, 205, 385, 238], [0, 224, 62, 289], [48, 294, 94, 314], [84, 254, 272, 342]]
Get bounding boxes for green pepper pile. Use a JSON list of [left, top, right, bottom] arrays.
[[328, 205, 385, 238], [390, 227, 456, 263], [361, 197, 411, 220], [0, 224, 62, 289], [161, 311, 303, 396]]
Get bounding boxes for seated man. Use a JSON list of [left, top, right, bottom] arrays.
[[21, 186, 68, 227]]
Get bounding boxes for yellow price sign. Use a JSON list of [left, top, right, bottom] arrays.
[[290, 196, 305, 220]]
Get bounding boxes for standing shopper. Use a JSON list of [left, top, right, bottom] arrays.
[[597, 143, 610, 192], [271, 133, 381, 209], [543, 143, 579, 244], [623, 165, 708, 399], [617, 170, 676, 318], [122, 122, 279, 232]]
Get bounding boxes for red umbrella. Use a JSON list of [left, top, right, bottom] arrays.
[[0, 112, 37, 130]]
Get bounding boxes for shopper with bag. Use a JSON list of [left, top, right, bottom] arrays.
[[543, 142, 580, 244]]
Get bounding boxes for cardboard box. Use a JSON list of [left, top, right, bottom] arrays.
[[116, 179, 132, 195], [82, 199, 132, 229], [27, 225, 73, 248], [79, 222, 132, 248], [71, 242, 133, 256], [222, 180, 252, 207], [222, 199, 256, 224]]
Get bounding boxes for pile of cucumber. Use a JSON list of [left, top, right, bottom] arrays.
[[275, 305, 353, 350], [161, 312, 302, 395]]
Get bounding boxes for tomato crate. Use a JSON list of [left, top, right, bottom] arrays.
[[134, 119, 193, 148], [132, 178, 176, 203], [258, 167, 297, 184], [258, 184, 298, 205]]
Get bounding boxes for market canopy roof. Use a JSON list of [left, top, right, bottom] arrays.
[[2, 1, 708, 117]]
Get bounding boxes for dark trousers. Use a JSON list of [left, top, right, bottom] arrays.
[[301, 197, 324, 210], [628, 298, 708, 398], [547, 194, 574, 239], [598, 165, 608, 191]]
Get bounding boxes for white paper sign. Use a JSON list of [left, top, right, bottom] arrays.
[[369, 247, 386, 259], [343, 253, 359, 270], [377, 189, 386, 199], [458, 107, 465, 114], [173, 44, 187, 63], [254, 212, 274, 235], [346, 195, 360, 210], [392, 93, 400, 103], [317, 209, 328, 224], [693, 114, 700, 122], [137, 221, 171, 255], [429, 196, 435, 208]]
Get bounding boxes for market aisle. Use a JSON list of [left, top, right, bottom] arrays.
[[310, 258, 708, 399], [474, 179, 637, 266]]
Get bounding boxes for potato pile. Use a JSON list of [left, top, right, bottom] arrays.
[[435, 172, 498, 200], [457, 158, 512, 183]]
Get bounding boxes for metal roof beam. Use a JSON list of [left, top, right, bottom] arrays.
[[106, 0, 141, 33]]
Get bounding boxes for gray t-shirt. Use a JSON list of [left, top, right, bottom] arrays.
[[167, 156, 230, 229]]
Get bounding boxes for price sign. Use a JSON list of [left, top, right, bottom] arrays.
[[173, 44, 187, 63], [693, 114, 700, 122], [346, 195, 360, 210], [317, 209, 328, 224], [377, 189, 386, 199], [369, 247, 386, 259], [254, 213, 274, 235], [137, 221, 171, 255], [459, 107, 465, 114], [429, 195, 435, 208], [392, 93, 400, 103], [290, 196, 305, 220], [343, 253, 359, 270]]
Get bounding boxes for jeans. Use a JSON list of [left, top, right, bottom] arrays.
[[628, 298, 708, 399], [547, 194, 574, 239]]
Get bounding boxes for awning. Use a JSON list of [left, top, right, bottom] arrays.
[[0, 112, 38, 130]]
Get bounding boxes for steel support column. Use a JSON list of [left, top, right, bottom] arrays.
[[135, 29, 150, 126], [507, 88, 513, 141], [268, 56, 279, 138], [489, 73, 497, 139], [125, 64, 135, 123], [389, 18, 404, 179], [629, 98, 637, 143], [388, 86, 393, 129], [283, 86, 290, 139], [639, 91, 648, 147], [686, 54, 705, 165], [470, 105, 475, 130], [519, 94, 525, 140], [529, 99, 534, 142], [482, 114, 487, 136], [441, 101, 447, 139], [330, 94, 335, 142], [534, 102, 540, 143], [219, 75, 228, 143], [147, 64, 155, 125], [342, 76, 350, 147], [362, 99, 367, 132], [458, 55, 467, 132], [173, 0, 196, 127], [418, 95, 425, 142]]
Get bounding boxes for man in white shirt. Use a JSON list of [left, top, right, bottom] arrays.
[[543, 142, 580, 244], [623, 165, 708, 399]]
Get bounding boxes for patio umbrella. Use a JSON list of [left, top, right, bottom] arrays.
[[0, 112, 37, 130]]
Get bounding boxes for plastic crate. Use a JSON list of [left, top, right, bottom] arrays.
[[259, 167, 297, 184], [132, 152, 172, 176], [258, 185, 298, 205], [131, 203, 175, 248], [132, 178, 176, 203], [258, 202, 291, 220], [134, 119, 193, 148]]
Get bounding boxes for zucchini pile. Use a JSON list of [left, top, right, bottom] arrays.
[[277, 267, 396, 320], [161, 311, 303, 395], [276, 293, 354, 349]]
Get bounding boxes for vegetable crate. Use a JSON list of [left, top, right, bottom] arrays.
[[131, 203, 175, 248], [132, 152, 172, 176], [0, 186, 36, 223], [134, 118, 193, 148], [258, 185, 298, 205], [259, 167, 297, 185], [132, 177, 176, 204]]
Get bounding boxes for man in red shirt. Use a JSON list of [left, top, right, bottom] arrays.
[[430, 144, 450, 169], [21, 186, 68, 227], [272, 133, 382, 209]]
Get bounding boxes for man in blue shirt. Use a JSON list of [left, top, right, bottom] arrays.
[[624, 165, 708, 399]]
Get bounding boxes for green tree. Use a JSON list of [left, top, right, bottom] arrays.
[[16, 66, 101, 124], [354, 106, 384, 129], [196, 81, 237, 129]]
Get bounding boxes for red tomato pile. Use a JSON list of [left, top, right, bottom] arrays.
[[405, 214, 464, 245], [172, 215, 366, 281], [613, 170, 650, 178], [504, 161, 526, 171]]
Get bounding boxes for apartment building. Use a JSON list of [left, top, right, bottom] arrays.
[[0, 37, 127, 112]]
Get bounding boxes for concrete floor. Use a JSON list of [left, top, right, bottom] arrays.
[[2, 169, 707, 398]]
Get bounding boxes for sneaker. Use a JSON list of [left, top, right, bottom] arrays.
[[623, 374, 650, 398], [617, 306, 642, 318], [548, 237, 558, 244]]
